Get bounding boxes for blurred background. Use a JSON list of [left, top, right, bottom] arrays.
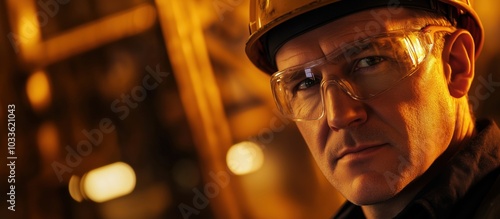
[[0, 0, 498, 219]]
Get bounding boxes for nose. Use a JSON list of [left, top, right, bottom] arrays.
[[322, 81, 367, 131]]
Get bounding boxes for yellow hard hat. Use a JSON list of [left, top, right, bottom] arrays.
[[245, 0, 484, 74]]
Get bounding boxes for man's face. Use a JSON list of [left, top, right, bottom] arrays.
[[275, 9, 457, 205]]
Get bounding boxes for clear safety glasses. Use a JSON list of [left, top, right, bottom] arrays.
[[271, 26, 454, 121]]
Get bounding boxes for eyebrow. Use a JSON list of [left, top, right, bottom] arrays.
[[327, 39, 392, 63], [325, 42, 369, 64], [279, 35, 396, 75], [283, 66, 317, 83]]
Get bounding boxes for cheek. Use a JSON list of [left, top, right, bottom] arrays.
[[296, 121, 322, 153], [296, 121, 330, 165], [380, 61, 451, 134], [384, 64, 454, 172], [409, 65, 453, 138]]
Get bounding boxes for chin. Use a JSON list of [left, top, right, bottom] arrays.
[[341, 172, 399, 206], [348, 192, 395, 206]]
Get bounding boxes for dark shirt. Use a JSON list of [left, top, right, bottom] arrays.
[[333, 119, 500, 219]]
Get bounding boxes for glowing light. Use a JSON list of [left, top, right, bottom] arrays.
[[37, 122, 59, 162], [26, 71, 51, 110], [82, 162, 136, 203], [9, 0, 42, 60], [68, 175, 83, 202], [226, 141, 264, 175]]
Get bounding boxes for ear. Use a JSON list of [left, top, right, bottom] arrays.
[[441, 29, 475, 98]]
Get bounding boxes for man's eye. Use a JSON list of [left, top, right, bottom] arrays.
[[353, 56, 385, 71], [297, 77, 320, 90]]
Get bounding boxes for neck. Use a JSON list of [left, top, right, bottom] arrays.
[[450, 101, 476, 147], [361, 182, 424, 219], [361, 101, 476, 219]]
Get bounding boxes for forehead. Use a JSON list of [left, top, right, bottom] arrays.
[[275, 8, 421, 70]]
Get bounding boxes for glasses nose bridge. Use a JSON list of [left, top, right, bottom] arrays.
[[320, 79, 341, 117], [320, 78, 361, 114], [320, 79, 354, 104], [320, 79, 368, 129]]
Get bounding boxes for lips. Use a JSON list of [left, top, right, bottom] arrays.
[[336, 144, 386, 161]]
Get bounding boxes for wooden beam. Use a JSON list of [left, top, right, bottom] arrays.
[[155, 0, 243, 218]]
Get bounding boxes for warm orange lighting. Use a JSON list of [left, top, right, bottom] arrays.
[[82, 162, 136, 203], [6, 0, 42, 61], [68, 175, 83, 202], [26, 71, 51, 111], [18, 15, 41, 50], [227, 141, 264, 175], [43, 3, 157, 65], [37, 122, 59, 162], [7, 1, 156, 66], [132, 4, 157, 30]]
